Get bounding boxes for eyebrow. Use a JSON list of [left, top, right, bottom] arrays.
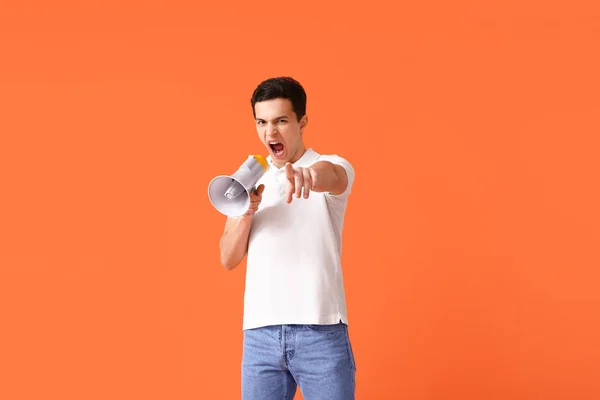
[[256, 115, 289, 121]]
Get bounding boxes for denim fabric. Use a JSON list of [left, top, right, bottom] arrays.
[[241, 322, 356, 400]]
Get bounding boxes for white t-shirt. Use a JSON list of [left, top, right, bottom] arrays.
[[243, 148, 355, 330]]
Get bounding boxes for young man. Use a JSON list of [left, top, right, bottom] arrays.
[[219, 77, 356, 400]]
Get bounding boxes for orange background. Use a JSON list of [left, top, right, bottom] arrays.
[[1, 1, 599, 399]]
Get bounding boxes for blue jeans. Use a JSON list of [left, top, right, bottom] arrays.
[[242, 321, 357, 400]]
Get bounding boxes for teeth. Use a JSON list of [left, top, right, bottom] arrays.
[[269, 141, 283, 154]]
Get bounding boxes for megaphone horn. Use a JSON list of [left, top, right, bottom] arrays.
[[208, 155, 268, 217]]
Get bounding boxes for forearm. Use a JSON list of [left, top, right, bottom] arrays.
[[309, 161, 348, 195], [219, 216, 253, 270]]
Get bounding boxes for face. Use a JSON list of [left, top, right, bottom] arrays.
[[254, 98, 307, 168]]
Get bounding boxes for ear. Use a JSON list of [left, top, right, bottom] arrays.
[[300, 115, 308, 133]]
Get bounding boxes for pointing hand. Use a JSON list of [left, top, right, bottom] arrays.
[[284, 162, 316, 203]]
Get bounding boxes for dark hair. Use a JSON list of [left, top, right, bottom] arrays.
[[250, 77, 307, 121]]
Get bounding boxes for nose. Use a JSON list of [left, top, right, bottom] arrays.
[[265, 123, 278, 136]]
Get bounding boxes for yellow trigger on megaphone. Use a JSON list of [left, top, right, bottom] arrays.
[[208, 154, 268, 217]]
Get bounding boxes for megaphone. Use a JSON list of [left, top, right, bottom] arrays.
[[208, 155, 268, 217]]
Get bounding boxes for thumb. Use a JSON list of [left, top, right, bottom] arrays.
[[256, 184, 265, 196]]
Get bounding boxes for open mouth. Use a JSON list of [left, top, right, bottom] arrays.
[[269, 141, 285, 156]]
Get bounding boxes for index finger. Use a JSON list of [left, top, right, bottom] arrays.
[[285, 162, 294, 182]]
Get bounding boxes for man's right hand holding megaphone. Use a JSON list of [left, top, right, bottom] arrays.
[[243, 183, 265, 217]]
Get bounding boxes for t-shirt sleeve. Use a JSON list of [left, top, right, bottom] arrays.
[[315, 154, 355, 197]]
